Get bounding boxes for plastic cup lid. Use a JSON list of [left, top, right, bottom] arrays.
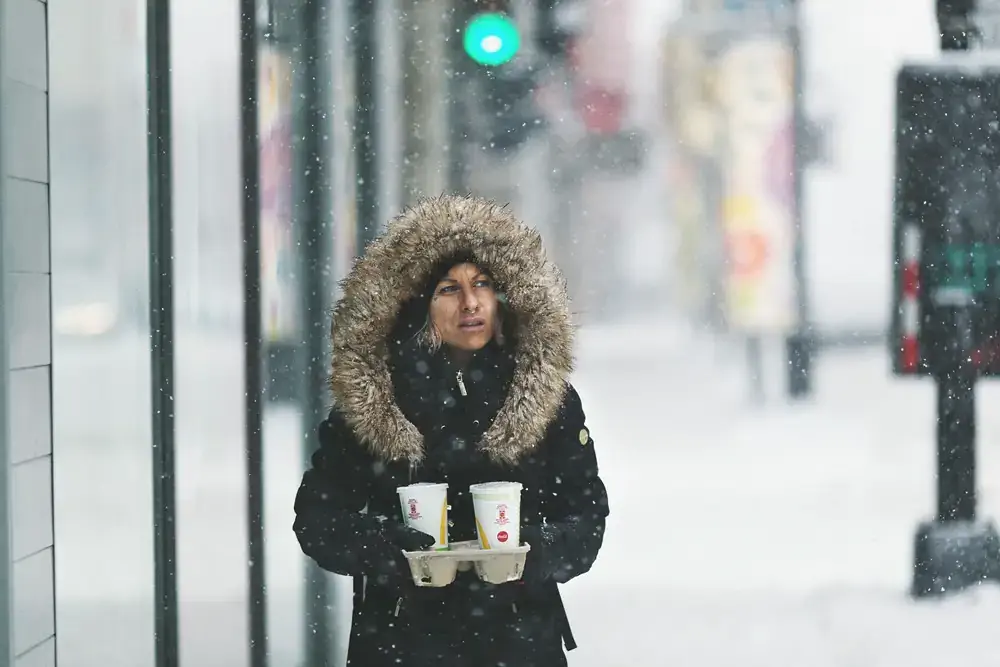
[[469, 481, 523, 493], [396, 482, 449, 493]]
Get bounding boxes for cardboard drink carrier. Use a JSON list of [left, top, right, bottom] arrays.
[[402, 540, 532, 587], [402, 481, 530, 587]]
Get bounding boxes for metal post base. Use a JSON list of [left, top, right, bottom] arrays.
[[911, 519, 1000, 598]]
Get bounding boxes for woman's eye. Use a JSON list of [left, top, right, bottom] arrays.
[[475, 280, 493, 289], [438, 285, 458, 294]]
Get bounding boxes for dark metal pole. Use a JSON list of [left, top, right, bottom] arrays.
[[909, 0, 998, 600], [298, 1, 335, 663], [936, 360, 977, 522], [353, 0, 380, 250], [934, 0, 978, 526], [146, 1, 179, 665], [934, 0, 978, 529], [937, 0, 976, 50], [239, 1, 269, 665], [787, 0, 812, 399]]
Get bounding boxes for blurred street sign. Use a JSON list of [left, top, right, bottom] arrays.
[[892, 58, 1000, 377]]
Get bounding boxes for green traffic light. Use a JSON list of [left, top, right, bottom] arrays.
[[463, 12, 521, 66]]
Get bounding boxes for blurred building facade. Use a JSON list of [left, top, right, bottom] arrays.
[[1, 0, 57, 664]]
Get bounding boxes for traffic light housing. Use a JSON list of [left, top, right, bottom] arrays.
[[458, 1, 543, 152], [478, 61, 544, 151]]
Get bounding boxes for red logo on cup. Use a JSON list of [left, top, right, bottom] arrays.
[[407, 499, 421, 520], [497, 530, 509, 543], [496, 504, 509, 526]]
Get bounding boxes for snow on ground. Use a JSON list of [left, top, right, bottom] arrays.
[[50, 321, 1000, 666], [563, 322, 1000, 666]]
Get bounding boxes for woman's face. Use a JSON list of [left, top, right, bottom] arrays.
[[429, 262, 498, 351]]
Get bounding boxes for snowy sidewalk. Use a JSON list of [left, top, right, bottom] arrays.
[[50, 325, 1000, 666], [562, 335, 1000, 667]]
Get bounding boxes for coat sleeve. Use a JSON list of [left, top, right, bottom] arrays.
[[527, 384, 610, 585], [292, 408, 388, 577]]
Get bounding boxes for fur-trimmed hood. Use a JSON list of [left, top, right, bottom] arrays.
[[329, 194, 574, 466]]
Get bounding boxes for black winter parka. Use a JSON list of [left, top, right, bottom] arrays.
[[293, 195, 610, 667]]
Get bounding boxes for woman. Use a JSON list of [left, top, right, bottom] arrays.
[[293, 194, 609, 666]]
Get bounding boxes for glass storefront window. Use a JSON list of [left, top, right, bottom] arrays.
[[49, 1, 358, 664], [50, 1, 156, 665]]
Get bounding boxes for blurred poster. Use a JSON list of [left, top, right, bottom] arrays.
[[715, 35, 798, 333], [660, 27, 724, 324], [259, 42, 297, 342]]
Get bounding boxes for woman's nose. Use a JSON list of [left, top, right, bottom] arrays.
[[461, 288, 479, 312]]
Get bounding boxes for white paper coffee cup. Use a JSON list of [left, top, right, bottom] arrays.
[[469, 481, 523, 550], [397, 482, 450, 550]]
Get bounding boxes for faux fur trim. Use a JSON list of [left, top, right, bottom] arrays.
[[329, 194, 574, 465]]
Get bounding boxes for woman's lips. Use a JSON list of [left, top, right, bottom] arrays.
[[459, 318, 485, 330]]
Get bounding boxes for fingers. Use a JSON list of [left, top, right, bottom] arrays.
[[396, 527, 436, 552]]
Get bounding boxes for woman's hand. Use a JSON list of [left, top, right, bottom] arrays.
[[389, 524, 438, 552], [365, 523, 436, 594]]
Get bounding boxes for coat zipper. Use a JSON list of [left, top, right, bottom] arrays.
[[456, 370, 468, 396]]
